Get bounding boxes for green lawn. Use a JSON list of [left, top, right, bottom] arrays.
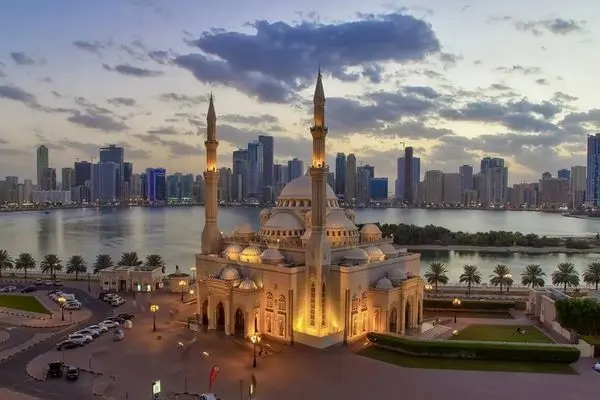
[[450, 324, 553, 343], [424, 311, 513, 320], [0, 295, 50, 314], [358, 346, 575, 374]]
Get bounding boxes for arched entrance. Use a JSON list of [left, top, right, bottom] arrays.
[[216, 302, 225, 331], [202, 300, 209, 326], [234, 308, 245, 336], [405, 302, 411, 329], [389, 307, 397, 332]]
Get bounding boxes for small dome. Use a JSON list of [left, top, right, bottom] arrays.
[[279, 175, 337, 201], [259, 209, 271, 216], [223, 244, 243, 255], [344, 247, 369, 261], [238, 277, 258, 291], [365, 245, 385, 259], [261, 248, 284, 262], [389, 270, 407, 282], [345, 209, 356, 217], [264, 212, 304, 231], [375, 277, 394, 289], [219, 266, 240, 281], [360, 223, 381, 235], [326, 212, 357, 230], [233, 223, 255, 235], [241, 246, 262, 257], [379, 243, 398, 255]]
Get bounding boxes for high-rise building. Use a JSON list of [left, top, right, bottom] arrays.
[[61, 167, 73, 191], [423, 170, 444, 204], [369, 177, 388, 201], [442, 173, 461, 204], [540, 176, 570, 207], [586, 134, 600, 207], [459, 165, 473, 192], [145, 168, 166, 203], [344, 154, 357, 203], [326, 172, 335, 190], [258, 135, 274, 188], [41, 168, 57, 191], [131, 174, 142, 199], [403, 147, 414, 204], [335, 153, 346, 197], [181, 174, 194, 199], [356, 166, 371, 205], [273, 163, 288, 198], [167, 173, 182, 199], [557, 169, 570, 181], [287, 158, 304, 181], [232, 149, 249, 201], [23, 179, 33, 203], [36, 145, 49, 189], [247, 141, 263, 197], [91, 162, 118, 202], [395, 156, 420, 201], [100, 144, 124, 198], [218, 167, 232, 203], [479, 157, 508, 204], [73, 161, 92, 202], [571, 165, 586, 208]]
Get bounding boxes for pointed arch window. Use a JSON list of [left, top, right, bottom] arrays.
[[321, 283, 327, 327], [310, 282, 316, 326], [278, 295, 286, 313], [361, 292, 368, 311], [266, 292, 274, 310], [351, 295, 359, 313]]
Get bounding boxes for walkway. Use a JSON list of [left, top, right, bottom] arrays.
[[0, 388, 43, 400]]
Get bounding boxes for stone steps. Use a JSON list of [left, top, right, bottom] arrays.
[[420, 324, 452, 340]]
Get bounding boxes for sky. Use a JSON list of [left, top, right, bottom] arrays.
[[1, 0, 599, 185]]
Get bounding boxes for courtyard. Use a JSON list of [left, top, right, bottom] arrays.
[[0, 295, 49, 315]]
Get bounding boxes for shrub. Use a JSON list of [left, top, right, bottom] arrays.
[[555, 298, 600, 335], [366, 333, 580, 364], [423, 299, 516, 311]]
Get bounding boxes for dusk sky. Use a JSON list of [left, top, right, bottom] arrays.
[[0, 0, 598, 184]]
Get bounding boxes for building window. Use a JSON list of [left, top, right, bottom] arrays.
[[278, 296, 286, 313], [266, 292, 273, 310], [310, 282, 316, 326], [266, 314, 272, 333], [361, 292, 368, 311], [321, 283, 326, 326], [351, 295, 358, 313]]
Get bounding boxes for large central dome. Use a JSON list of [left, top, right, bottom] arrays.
[[279, 175, 338, 201]]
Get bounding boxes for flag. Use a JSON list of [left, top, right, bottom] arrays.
[[209, 365, 220, 390]]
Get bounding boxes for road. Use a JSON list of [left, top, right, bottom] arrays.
[[0, 286, 113, 400]]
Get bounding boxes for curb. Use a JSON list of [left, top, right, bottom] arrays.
[[2, 324, 76, 364], [0, 308, 46, 320]]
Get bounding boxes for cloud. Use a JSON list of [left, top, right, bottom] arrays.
[[175, 12, 440, 102], [102, 63, 163, 77], [535, 78, 549, 85], [146, 126, 193, 136], [158, 92, 208, 106], [515, 18, 587, 36], [10, 51, 37, 65], [133, 133, 201, 156], [67, 111, 128, 132], [73, 40, 110, 55], [0, 85, 37, 104], [221, 114, 279, 125], [52, 139, 150, 159], [495, 65, 541, 75], [107, 97, 137, 106]]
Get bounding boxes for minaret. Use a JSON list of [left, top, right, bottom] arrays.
[[304, 69, 331, 336], [201, 94, 222, 254]]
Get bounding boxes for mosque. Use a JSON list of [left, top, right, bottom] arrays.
[[195, 72, 425, 348]]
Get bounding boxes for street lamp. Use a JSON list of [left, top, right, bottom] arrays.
[[179, 280, 187, 302], [87, 273, 91, 292], [58, 297, 65, 321], [424, 284, 432, 297], [452, 298, 461, 323], [250, 332, 261, 368], [151, 304, 159, 332]]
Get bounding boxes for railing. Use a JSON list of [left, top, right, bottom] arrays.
[[547, 288, 570, 300]]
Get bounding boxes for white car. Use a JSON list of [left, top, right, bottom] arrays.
[[88, 324, 108, 333], [113, 329, 124, 341], [593, 360, 600, 372], [43, 280, 54, 286], [67, 334, 92, 344], [100, 320, 120, 329], [110, 297, 125, 307], [64, 304, 82, 311], [103, 294, 119, 302], [0, 286, 16, 292]]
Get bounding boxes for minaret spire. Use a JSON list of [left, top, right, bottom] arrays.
[[201, 93, 222, 255]]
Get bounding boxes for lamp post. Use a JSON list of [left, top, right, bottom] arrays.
[[58, 297, 65, 321], [179, 280, 187, 302], [150, 304, 159, 332], [452, 298, 461, 323], [87, 273, 91, 292], [424, 284, 432, 298], [250, 332, 261, 368], [505, 274, 512, 293]]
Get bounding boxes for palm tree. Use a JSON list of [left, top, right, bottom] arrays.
[[489, 264, 513, 293], [0, 250, 14, 278], [145, 254, 166, 273], [459, 264, 481, 296], [118, 252, 143, 267], [66, 255, 87, 280], [92, 254, 114, 274], [583, 262, 600, 290], [424, 262, 449, 293], [551, 262, 580, 293], [40, 254, 62, 280], [521, 264, 545, 289], [15, 253, 36, 278]]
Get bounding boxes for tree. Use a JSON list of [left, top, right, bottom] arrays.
[[0, 250, 14, 278], [459, 264, 481, 296], [66, 255, 87, 280], [555, 298, 600, 335], [551, 262, 580, 293], [145, 254, 165, 273], [489, 264, 513, 293], [424, 262, 449, 293], [583, 262, 600, 290], [93, 254, 114, 274], [118, 252, 142, 267], [521, 264, 545, 289], [15, 253, 36, 278], [40, 254, 62, 280]]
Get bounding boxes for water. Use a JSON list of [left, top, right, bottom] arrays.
[[1, 207, 599, 279]]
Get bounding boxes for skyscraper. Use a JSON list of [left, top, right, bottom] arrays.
[[335, 153, 346, 196], [557, 168, 570, 181], [218, 167, 232, 203], [571, 165, 586, 208], [100, 144, 124, 198], [61, 167, 73, 191], [232, 149, 249, 201], [36, 145, 49, 189], [459, 165, 473, 192], [145, 168, 166, 203], [288, 158, 304, 181], [403, 147, 414, 204], [586, 133, 600, 207], [395, 156, 420, 201], [258, 135, 274, 188], [73, 161, 92, 202], [247, 141, 263, 197], [344, 154, 357, 203], [91, 162, 118, 202]]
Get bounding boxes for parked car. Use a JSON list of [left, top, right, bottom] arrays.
[[198, 394, 220, 400], [46, 362, 64, 378], [102, 294, 118, 302], [0, 286, 16, 292], [66, 366, 80, 381], [53, 280, 63, 286], [100, 320, 120, 329], [105, 317, 125, 324], [111, 298, 126, 307], [116, 313, 135, 320], [76, 329, 99, 339], [20, 286, 37, 293], [113, 328, 124, 341], [98, 291, 116, 300], [88, 324, 108, 333], [62, 300, 82, 308], [67, 334, 92, 344], [34, 279, 43, 286], [593, 360, 600, 372], [48, 290, 61, 296], [56, 340, 83, 350], [43, 280, 54, 286], [64, 304, 82, 311]]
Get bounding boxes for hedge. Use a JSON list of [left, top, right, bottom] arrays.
[[423, 299, 516, 311], [366, 333, 580, 364]]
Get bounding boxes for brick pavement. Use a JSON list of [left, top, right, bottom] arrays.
[[0, 330, 9, 344], [0, 388, 43, 400]]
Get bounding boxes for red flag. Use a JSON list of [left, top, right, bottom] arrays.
[[209, 365, 220, 390]]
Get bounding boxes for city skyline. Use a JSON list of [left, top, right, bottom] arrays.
[[1, 1, 599, 184]]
